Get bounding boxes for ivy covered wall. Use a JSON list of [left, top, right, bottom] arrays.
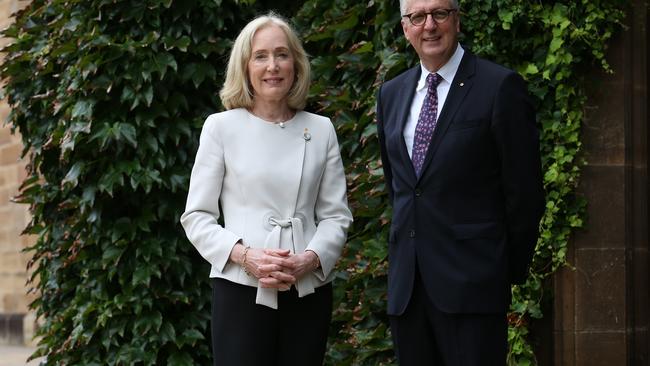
[[0, 0, 626, 364]]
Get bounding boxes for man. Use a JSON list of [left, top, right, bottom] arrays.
[[376, 0, 545, 364]]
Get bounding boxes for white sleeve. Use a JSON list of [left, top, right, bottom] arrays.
[[180, 116, 241, 272], [306, 122, 353, 279]]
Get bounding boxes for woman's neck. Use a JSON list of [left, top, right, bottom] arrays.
[[249, 99, 294, 123]]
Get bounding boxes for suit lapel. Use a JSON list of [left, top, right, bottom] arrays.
[[394, 66, 421, 183], [418, 52, 476, 180]]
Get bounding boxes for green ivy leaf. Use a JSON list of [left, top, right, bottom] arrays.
[[71, 99, 95, 119], [167, 352, 194, 366], [62, 162, 84, 188]]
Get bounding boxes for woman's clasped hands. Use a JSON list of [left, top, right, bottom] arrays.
[[230, 243, 319, 291]]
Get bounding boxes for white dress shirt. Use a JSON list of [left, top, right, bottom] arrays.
[[403, 44, 465, 157]]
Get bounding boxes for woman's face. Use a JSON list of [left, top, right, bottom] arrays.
[[247, 25, 295, 105]]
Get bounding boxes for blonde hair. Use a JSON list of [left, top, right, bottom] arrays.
[[219, 13, 311, 110]]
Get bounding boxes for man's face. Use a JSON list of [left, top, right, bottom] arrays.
[[401, 0, 460, 71]]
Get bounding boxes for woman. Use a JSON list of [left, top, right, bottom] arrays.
[[180, 13, 352, 366]]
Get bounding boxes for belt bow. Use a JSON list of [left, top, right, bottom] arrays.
[[255, 216, 316, 309]]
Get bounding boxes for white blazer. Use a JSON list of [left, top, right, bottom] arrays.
[[181, 108, 352, 309]]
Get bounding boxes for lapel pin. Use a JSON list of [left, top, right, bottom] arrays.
[[459, 82, 465, 87], [303, 128, 311, 141]]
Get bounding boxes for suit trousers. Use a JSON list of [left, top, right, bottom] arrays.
[[389, 272, 507, 366], [211, 278, 332, 366]]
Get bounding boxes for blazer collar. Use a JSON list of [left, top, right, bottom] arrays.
[[418, 45, 465, 90]]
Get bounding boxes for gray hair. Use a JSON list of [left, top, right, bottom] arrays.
[[400, 0, 459, 15]]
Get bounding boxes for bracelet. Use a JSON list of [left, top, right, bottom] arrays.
[[241, 246, 251, 276], [307, 250, 320, 270]]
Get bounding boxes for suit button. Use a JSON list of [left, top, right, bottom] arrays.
[[415, 189, 421, 197], [409, 230, 415, 238]]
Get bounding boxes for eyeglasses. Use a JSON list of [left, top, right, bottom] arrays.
[[402, 9, 458, 26]]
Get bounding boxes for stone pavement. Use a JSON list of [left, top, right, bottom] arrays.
[[0, 345, 44, 366]]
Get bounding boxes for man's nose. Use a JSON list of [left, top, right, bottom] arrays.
[[423, 14, 438, 31]]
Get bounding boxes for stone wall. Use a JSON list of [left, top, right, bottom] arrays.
[[0, 0, 33, 346], [553, 1, 649, 365]]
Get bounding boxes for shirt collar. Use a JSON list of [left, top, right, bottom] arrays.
[[416, 44, 465, 91]]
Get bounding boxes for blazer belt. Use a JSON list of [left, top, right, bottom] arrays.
[[255, 217, 316, 309]]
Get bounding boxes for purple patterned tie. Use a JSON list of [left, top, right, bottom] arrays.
[[412, 73, 442, 176]]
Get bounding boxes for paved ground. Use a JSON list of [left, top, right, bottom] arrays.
[[0, 345, 44, 366]]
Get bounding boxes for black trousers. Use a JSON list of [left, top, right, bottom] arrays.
[[389, 273, 508, 366], [211, 278, 332, 366]]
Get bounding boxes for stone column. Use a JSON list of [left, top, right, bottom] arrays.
[[553, 1, 649, 364]]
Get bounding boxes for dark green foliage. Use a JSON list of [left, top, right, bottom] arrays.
[[1, 0, 625, 365]]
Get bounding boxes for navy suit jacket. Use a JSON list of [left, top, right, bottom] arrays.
[[377, 51, 545, 316]]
